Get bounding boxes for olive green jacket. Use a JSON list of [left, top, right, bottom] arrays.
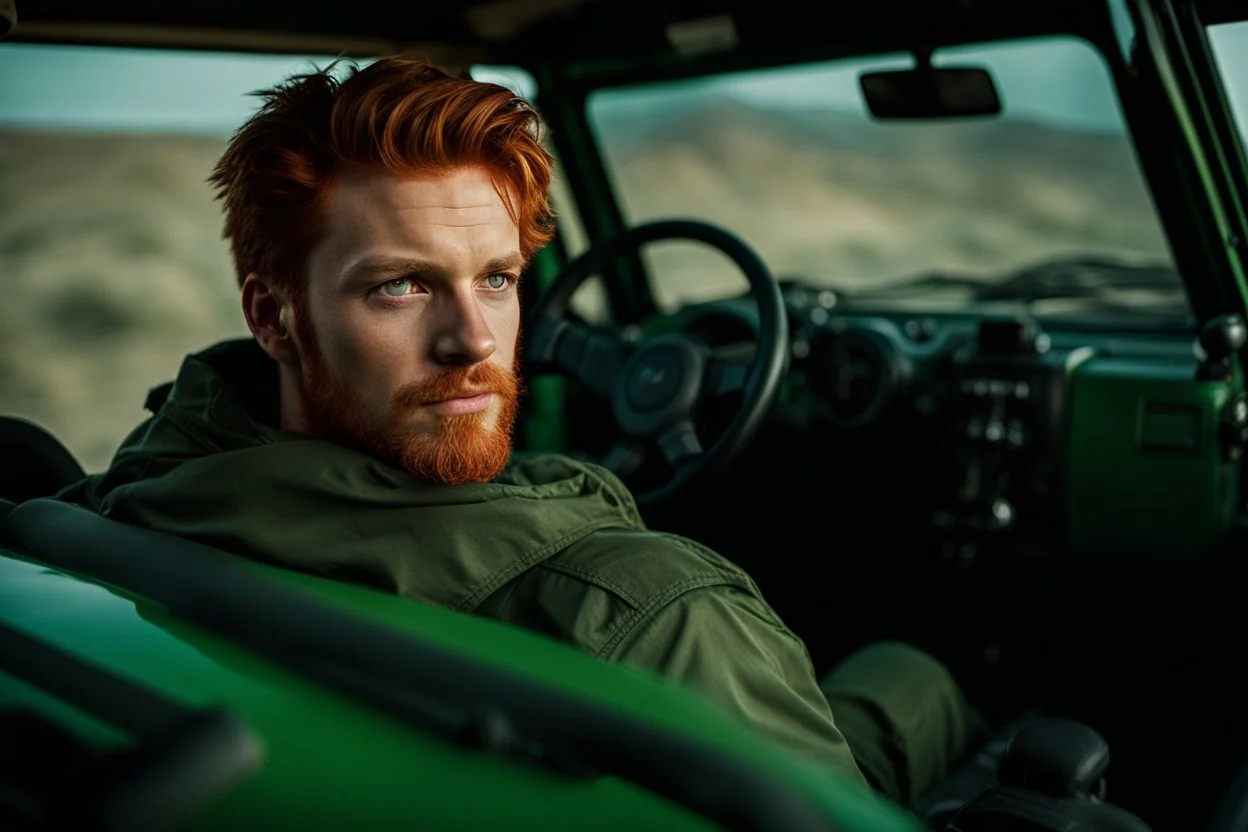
[[57, 339, 867, 787]]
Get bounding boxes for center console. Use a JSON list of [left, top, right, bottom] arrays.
[[932, 317, 1090, 568]]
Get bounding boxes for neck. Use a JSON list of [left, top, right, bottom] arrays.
[[278, 363, 312, 434]]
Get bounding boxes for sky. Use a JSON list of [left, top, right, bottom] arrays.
[[0, 22, 1246, 138]]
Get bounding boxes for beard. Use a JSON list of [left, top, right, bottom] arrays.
[[293, 315, 521, 486]]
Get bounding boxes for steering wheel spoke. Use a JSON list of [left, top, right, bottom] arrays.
[[704, 359, 749, 398], [655, 418, 704, 471], [600, 439, 648, 480], [527, 314, 628, 400]]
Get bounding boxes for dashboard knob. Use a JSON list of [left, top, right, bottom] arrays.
[[989, 498, 1015, 530], [1197, 314, 1247, 381], [984, 420, 1005, 443], [1199, 314, 1247, 362]]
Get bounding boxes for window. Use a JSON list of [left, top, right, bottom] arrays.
[[0, 43, 351, 472], [587, 36, 1185, 319], [1208, 21, 1248, 147]]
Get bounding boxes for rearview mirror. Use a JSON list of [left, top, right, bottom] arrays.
[[860, 57, 1001, 120]]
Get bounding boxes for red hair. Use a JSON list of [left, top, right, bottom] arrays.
[[209, 57, 555, 299]]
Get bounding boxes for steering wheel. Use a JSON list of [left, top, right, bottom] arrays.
[[524, 219, 789, 507]]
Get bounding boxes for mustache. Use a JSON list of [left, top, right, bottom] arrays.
[[390, 362, 521, 410]]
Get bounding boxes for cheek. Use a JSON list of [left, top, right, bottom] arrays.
[[313, 301, 413, 398], [489, 299, 522, 366]]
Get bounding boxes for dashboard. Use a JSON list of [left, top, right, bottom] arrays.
[[671, 283, 1238, 569]]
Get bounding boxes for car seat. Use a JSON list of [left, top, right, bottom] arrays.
[[0, 417, 86, 504]]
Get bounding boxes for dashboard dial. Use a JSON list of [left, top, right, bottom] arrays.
[[806, 328, 898, 428]]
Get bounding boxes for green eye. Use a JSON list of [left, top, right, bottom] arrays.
[[486, 274, 509, 290], [382, 279, 411, 297]]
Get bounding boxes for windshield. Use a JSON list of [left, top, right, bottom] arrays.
[[587, 35, 1188, 320]]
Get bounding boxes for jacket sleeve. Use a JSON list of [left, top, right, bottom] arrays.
[[604, 584, 869, 786]]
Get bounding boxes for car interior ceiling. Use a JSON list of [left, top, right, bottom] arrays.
[[3, 2, 1248, 831]]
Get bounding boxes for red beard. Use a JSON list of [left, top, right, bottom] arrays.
[[295, 317, 520, 485]]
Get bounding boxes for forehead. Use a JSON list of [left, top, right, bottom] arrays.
[[318, 166, 519, 263]]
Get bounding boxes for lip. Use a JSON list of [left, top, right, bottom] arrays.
[[427, 392, 494, 416]]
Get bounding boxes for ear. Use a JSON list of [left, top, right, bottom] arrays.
[[241, 274, 301, 366]]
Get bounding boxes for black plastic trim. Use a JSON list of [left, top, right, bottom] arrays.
[[1198, 0, 1248, 26]]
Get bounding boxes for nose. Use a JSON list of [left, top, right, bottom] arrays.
[[430, 288, 497, 367]]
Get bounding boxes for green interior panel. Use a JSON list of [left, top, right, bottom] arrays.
[[1066, 357, 1238, 560], [0, 549, 918, 832], [522, 245, 569, 453]]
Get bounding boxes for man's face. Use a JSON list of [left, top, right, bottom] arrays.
[[294, 165, 524, 484]]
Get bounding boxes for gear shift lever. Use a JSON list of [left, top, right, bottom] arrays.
[[944, 718, 1151, 832], [996, 717, 1110, 799]]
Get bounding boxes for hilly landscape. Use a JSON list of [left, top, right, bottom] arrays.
[[1, 102, 1176, 471], [593, 102, 1173, 307]]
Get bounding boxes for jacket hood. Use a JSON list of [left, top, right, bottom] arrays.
[[60, 338, 643, 611]]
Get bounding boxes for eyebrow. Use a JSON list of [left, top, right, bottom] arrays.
[[346, 252, 526, 283]]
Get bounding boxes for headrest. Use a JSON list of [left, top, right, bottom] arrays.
[[0, 417, 86, 503]]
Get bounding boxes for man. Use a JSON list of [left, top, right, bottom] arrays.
[[58, 57, 977, 805]]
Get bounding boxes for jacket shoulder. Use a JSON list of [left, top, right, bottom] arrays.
[[474, 527, 760, 659], [544, 527, 757, 613]]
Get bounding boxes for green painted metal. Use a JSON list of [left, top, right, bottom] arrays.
[[1067, 356, 1238, 559], [522, 374, 569, 452], [522, 244, 569, 453], [1186, 8, 1248, 252], [1130, 0, 1248, 321], [0, 549, 921, 832]]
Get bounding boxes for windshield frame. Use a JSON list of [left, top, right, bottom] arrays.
[[519, 2, 1236, 330]]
